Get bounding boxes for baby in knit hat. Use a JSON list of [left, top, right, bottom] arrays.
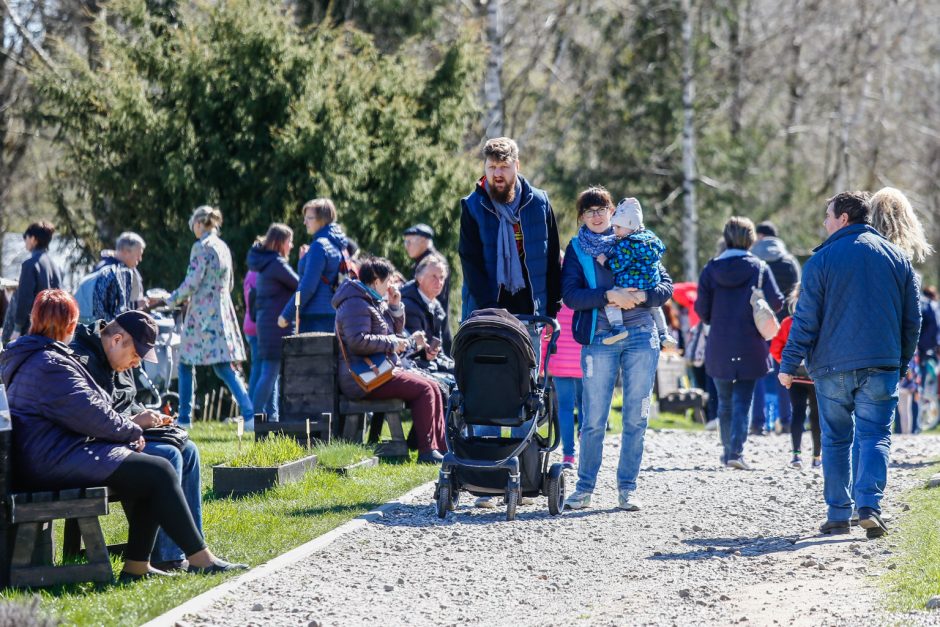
[[596, 197, 676, 348]]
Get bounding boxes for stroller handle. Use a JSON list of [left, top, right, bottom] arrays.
[[514, 315, 561, 383]]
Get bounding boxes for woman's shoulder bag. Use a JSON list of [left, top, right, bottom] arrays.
[[751, 262, 781, 341], [336, 325, 395, 393]]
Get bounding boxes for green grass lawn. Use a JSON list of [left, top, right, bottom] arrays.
[[0, 422, 437, 626], [884, 458, 940, 612]]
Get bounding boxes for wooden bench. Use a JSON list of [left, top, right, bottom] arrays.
[[1, 431, 119, 588], [280, 333, 408, 458]]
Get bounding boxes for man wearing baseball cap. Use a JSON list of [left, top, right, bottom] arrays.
[[403, 223, 453, 352], [70, 310, 205, 572]]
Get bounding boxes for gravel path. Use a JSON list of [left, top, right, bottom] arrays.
[[182, 430, 940, 626]]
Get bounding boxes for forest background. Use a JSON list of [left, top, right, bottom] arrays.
[[2, 0, 938, 312]]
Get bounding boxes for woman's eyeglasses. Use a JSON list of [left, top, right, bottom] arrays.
[[582, 207, 608, 218]]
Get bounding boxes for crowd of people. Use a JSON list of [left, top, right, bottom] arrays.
[[0, 133, 936, 587]]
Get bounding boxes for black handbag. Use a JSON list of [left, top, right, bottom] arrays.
[[143, 424, 190, 451]]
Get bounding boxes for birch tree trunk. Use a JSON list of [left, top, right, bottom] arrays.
[[482, 0, 504, 138], [680, 0, 698, 281]]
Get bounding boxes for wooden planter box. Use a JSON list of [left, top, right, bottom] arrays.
[[322, 456, 379, 476], [213, 454, 318, 496]]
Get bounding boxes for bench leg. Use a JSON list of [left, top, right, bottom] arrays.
[[63, 518, 81, 560], [341, 413, 364, 442], [76, 517, 110, 567], [366, 412, 384, 444], [374, 411, 409, 458]]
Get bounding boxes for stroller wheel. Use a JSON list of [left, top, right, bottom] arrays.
[[436, 477, 452, 520], [505, 487, 519, 521], [547, 464, 565, 516]]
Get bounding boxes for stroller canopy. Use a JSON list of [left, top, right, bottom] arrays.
[[452, 308, 537, 422]]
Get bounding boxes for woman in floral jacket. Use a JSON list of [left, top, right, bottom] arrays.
[[167, 206, 254, 429]]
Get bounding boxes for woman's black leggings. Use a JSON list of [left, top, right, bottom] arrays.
[[788, 383, 821, 457], [106, 452, 207, 562]]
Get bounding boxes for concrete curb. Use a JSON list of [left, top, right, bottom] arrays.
[[141, 479, 436, 627]]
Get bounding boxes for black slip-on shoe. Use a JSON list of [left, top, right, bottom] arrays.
[[417, 450, 444, 464], [858, 507, 888, 539], [151, 559, 188, 572], [117, 567, 174, 583], [819, 519, 851, 535], [187, 559, 248, 575]]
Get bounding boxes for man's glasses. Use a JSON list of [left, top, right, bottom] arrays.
[[582, 207, 608, 218]]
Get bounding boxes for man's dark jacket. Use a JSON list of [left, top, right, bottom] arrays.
[[69, 321, 144, 417], [14, 248, 63, 333], [459, 175, 561, 320], [247, 244, 299, 360], [411, 247, 452, 352], [400, 280, 453, 372], [780, 224, 921, 379]]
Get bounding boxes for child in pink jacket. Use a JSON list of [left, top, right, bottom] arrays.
[[543, 303, 583, 466]]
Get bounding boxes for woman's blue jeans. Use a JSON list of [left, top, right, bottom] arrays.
[[178, 362, 253, 427], [714, 378, 758, 463], [554, 376, 582, 457], [251, 359, 280, 422], [143, 440, 202, 563], [246, 334, 260, 399], [576, 324, 659, 494]]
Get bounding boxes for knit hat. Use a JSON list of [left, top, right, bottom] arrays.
[[612, 198, 643, 231]]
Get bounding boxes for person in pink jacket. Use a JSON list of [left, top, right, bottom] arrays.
[[542, 302, 583, 466]]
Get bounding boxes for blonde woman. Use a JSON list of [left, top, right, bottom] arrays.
[[870, 187, 934, 264], [167, 206, 254, 429], [871, 187, 935, 434]]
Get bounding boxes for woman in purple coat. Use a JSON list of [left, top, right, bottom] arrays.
[[332, 258, 446, 463], [695, 217, 784, 469], [247, 224, 299, 423], [0, 289, 245, 581]]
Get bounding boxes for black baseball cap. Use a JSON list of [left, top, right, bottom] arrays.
[[114, 310, 159, 363], [403, 223, 434, 239]]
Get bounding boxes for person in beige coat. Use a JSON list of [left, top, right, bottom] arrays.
[[167, 206, 254, 429]]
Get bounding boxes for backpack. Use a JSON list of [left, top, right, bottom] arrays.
[[74, 269, 103, 321], [320, 246, 357, 292], [751, 262, 781, 341]]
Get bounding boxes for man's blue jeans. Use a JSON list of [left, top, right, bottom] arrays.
[[714, 378, 757, 464], [752, 363, 792, 431], [178, 362, 254, 428], [251, 359, 280, 422], [815, 367, 898, 521], [554, 376, 582, 457], [143, 440, 203, 563], [576, 324, 659, 494]]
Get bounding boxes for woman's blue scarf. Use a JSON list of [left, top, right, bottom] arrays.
[[576, 224, 616, 257], [358, 281, 385, 303]]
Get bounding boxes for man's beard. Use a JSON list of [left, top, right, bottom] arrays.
[[487, 174, 517, 204]]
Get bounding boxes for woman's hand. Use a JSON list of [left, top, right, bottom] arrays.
[[132, 436, 147, 451], [299, 244, 310, 259], [606, 288, 636, 310], [277, 316, 290, 329], [394, 338, 410, 353], [387, 285, 402, 307]]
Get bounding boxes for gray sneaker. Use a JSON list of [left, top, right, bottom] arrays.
[[602, 329, 630, 346], [727, 458, 751, 470], [563, 491, 592, 510], [618, 489, 642, 511], [474, 496, 497, 509]]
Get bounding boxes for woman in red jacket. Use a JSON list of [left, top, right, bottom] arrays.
[[770, 285, 821, 469]]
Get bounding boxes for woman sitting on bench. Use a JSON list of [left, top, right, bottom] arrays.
[[0, 289, 246, 581], [333, 257, 447, 464]]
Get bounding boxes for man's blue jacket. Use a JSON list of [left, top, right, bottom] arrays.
[[458, 175, 561, 320], [780, 223, 921, 379]]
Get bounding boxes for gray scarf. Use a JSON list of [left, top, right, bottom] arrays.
[[487, 178, 526, 295]]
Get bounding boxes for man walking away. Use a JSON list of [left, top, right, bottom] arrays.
[[780, 192, 920, 539], [751, 221, 801, 435]]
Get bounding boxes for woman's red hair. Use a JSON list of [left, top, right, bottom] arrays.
[[28, 289, 79, 342]]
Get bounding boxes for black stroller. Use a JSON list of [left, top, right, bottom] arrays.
[[435, 309, 565, 520]]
